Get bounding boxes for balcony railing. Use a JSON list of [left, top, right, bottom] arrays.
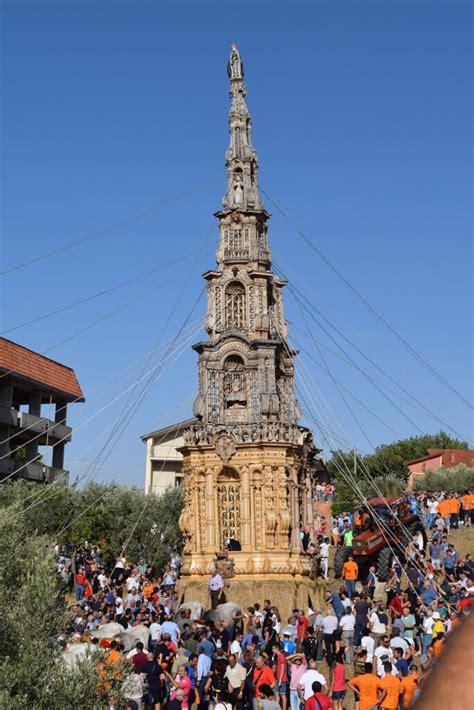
[[17, 411, 72, 442], [0, 457, 68, 483]]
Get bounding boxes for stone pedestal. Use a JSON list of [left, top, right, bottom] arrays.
[[179, 571, 326, 621]]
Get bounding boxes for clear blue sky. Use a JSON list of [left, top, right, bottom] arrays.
[[1, 1, 472, 487]]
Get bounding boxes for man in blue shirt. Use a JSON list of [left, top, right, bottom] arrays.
[[197, 630, 214, 658], [421, 581, 438, 606], [442, 548, 458, 575], [366, 567, 377, 599], [393, 647, 409, 677], [325, 591, 345, 620], [282, 633, 296, 655]]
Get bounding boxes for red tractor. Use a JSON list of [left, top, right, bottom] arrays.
[[334, 497, 427, 582]]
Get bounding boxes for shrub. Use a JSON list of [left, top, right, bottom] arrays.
[[412, 465, 474, 493]]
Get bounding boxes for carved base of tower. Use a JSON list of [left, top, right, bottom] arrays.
[[177, 438, 326, 622], [179, 566, 326, 622]]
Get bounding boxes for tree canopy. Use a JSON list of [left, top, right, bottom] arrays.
[[327, 431, 468, 509], [0, 480, 184, 569]]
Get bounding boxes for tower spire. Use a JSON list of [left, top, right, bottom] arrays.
[[223, 44, 264, 212]]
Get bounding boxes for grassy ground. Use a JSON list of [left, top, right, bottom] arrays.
[[310, 526, 474, 708]]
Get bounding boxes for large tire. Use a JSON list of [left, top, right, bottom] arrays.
[[406, 522, 428, 556], [334, 546, 352, 578], [377, 547, 393, 582]]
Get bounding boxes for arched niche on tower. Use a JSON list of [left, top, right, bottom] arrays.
[[223, 354, 248, 423], [225, 281, 246, 329], [216, 467, 241, 549]]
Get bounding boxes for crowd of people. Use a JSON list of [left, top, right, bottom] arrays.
[[56, 488, 473, 709]]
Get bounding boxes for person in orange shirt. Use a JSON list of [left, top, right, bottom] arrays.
[[448, 496, 461, 529], [343, 555, 358, 598], [436, 499, 451, 532], [105, 640, 123, 667], [252, 655, 276, 698], [461, 491, 474, 528], [433, 632, 445, 657], [378, 663, 401, 709], [142, 581, 154, 600], [348, 663, 384, 710], [400, 665, 419, 708]]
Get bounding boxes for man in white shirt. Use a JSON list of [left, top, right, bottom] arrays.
[[115, 597, 124, 617], [373, 637, 394, 676], [360, 631, 375, 663], [150, 620, 162, 653], [319, 539, 330, 579], [390, 635, 409, 655], [209, 570, 225, 609], [338, 610, 355, 663], [224, 653, 247, 703], [229, 633, 243, 659], [321, 611, 338, 666], [297, 658, 327, 700], [369, 605, 387, 647], [421, 611, 435, 655], [97, 570, 108, 589], [126, 573, 139, 592]]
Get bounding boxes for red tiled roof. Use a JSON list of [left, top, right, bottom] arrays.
[[405, 449, 474, 468], [0, 338, 84, 401], [405, 452, 442, 465]]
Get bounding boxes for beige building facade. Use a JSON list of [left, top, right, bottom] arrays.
[[142, 419, 196, 495]]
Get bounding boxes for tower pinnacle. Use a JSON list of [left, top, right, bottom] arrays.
[[223, 45, 264, 212]]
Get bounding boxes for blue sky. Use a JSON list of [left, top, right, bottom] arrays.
[[1, 1, 472, 487]]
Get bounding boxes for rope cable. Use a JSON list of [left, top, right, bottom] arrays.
[[262, 185, 473, 410], [0, 177, 219, 277]]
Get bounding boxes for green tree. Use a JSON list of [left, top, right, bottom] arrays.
[[0, 480, 184, 569], [412, 464, 474, 493], [0, 509, 135, 709], [327, 432, 468, 508]]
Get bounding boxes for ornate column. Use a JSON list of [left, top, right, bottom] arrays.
[[240, 465, 252, 550], [289, 465, 301, 553], [205, 467, 218, 551], [305, 474, 314, 529], [276, 466, 291, 548]]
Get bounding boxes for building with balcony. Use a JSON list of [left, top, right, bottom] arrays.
[[141, 418, 196, 495], [0, 337, 84, 483]]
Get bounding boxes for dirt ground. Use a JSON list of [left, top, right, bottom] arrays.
[[310, 527, 474, 708]]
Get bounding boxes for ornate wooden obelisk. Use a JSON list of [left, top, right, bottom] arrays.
[[178, 45, 324, 616]]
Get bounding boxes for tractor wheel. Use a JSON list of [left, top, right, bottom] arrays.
[[406, 522, 428, 556], [377, 547, 393, 582], [334, 546, 352, 578]]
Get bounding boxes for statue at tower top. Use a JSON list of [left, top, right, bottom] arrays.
[[222, 44, 264, 214], [227, 44, 244, 79]]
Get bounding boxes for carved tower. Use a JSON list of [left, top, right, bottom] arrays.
[[178, 46, 324, 613]]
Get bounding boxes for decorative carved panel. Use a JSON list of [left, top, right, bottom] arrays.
[[217, 468, 241, 547], [208, 371, 220, 423], [225, 281, 246, 329], [215, 286, 222, 330]]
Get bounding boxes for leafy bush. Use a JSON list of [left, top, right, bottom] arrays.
[[0, 510, 135, 708], [412, 465, 474, 493], [0, 480, 184, 569]]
